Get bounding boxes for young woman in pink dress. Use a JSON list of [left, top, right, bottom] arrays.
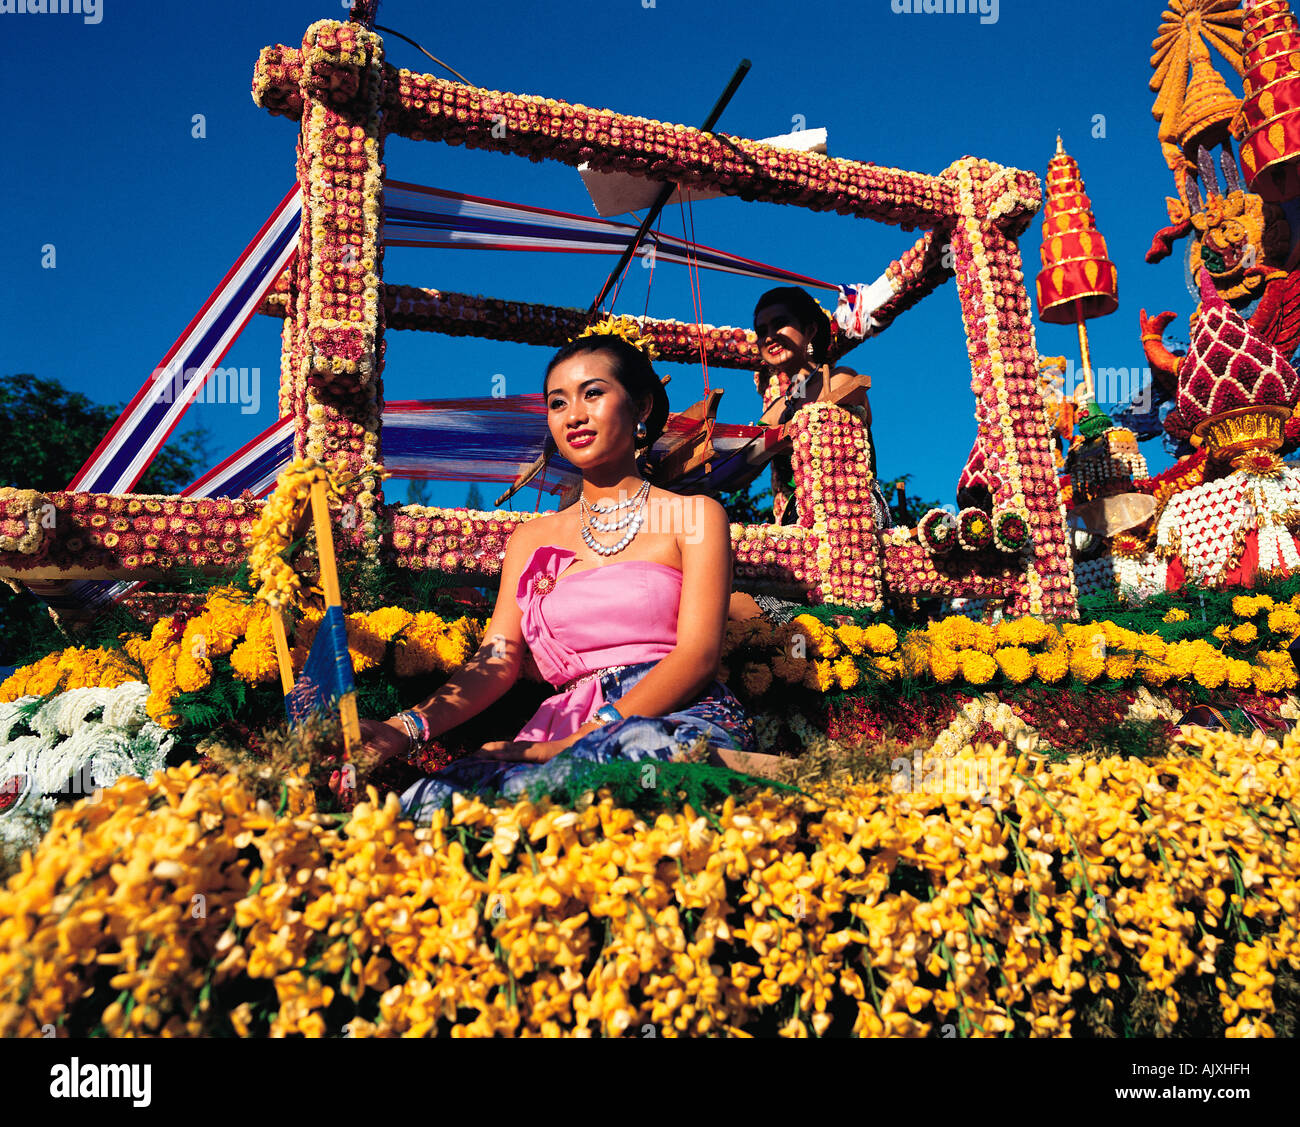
[[348, 323, 757, 821]]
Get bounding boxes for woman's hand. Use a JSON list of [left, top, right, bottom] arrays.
[[475, 716, 608, 763], [473, 738, 566, 763], [328, 717, 410, 799]]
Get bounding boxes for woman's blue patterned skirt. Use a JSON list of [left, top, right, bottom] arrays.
[[399, 660, 757, 824]]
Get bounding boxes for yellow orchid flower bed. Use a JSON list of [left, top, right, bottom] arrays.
[[2, 724, 1297, 1037], [721, 601, 1300, 697]]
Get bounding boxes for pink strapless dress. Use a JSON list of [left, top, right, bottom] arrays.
[[398, 543, 757, 820], [512, 544, 682, 741]]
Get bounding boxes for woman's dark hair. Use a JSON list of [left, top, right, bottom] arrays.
[[542, 335, 670, 455], [753, 286, 832, 366]]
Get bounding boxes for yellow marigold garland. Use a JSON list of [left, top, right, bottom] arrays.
[[0, 647, 139, 703]]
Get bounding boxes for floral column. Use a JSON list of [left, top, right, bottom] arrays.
[[289, 19, 387, 553], [947, 158, 1077, 619], [788, 401, 882, 610]]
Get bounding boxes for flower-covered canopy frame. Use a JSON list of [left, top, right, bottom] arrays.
[[0, 15, 1076, 621]]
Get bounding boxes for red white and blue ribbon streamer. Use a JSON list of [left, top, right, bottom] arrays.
[[382, 180, 835, 288], [182, 418, 294, 501], [178, 399, 780, 502], [66, 185, 302, 496], [60, 400, 780, 613], [68, 180, 831, 500]]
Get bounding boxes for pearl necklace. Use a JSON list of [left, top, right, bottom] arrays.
[[580, 480, 650, 555], [581, 482, 649, 532]]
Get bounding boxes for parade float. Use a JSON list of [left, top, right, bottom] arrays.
[[1, 0, 1299, 1039]]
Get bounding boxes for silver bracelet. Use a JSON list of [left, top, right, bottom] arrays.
[[396, 709, 429, 751]]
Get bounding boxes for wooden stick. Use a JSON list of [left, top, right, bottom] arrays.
[[338, 693, 361, 754], [310, 479, 343, 608], [588, 60, 751, 315], [1075, 301, 1096, 402], [269, 608, 295, 696], [305, 479, 362, 752]]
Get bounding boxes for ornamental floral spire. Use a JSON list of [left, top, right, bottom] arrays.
[[1164, 265, 1300, 466], [1035, 138, 1119, 404], [1036, 139, 1120, 325], [1176, 32, 1244, 157], [1150, 0, 1245, 145], [1232, 0, 1300, 201]]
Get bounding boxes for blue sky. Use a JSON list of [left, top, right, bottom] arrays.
[[0, 0, 1207, 511]]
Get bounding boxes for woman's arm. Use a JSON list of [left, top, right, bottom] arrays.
[[338, 526, 540, 790], [404, 523, 535, 738]]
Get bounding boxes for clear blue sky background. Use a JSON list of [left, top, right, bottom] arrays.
[[0, 0, 1210, 511]]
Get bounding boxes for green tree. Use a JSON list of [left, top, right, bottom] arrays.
[[718, 479, 774, 524], [0, 373, 209, 665], [0, 373, 206, 494]]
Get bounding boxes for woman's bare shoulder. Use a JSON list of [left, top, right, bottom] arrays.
[[649, 488, 729, 526], [503, 509, 565, 556]]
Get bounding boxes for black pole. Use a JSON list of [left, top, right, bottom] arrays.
[[588, 59, 752, 316]]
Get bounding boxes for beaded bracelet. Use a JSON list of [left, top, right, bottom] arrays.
[[393, 709, 451, 774]]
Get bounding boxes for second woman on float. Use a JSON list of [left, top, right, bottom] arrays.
[[751, 285, 891, 527]]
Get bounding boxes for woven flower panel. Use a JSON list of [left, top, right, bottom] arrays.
[[1169, 271, 1300, 435], [0, 494, 262, 580], [882, 543, 1022, 601], [390, 507, 536, 574], [788, 402, 882, 608]]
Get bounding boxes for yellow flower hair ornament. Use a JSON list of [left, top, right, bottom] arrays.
[[574, 314, 660, 363]]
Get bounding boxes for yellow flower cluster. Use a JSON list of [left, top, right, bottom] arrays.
[[291, 607, 481, 678], [0, 647, 139, 704], [4, 723, 1298, 1037], [575, 314, 659, 361], [1234, 593, 1300, 657], [117, 589, 268, 727], [721, 611, 1300, 697], [5, 588, 484, 729], [1232, 594, 1276, 619]]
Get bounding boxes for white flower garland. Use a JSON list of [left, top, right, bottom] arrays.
[[0, 682, 173, 871], [1155, 467, 1300, 587]]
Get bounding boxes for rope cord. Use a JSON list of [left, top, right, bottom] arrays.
[[680, 195, 717, 458], [373, 24, 474, 86]]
